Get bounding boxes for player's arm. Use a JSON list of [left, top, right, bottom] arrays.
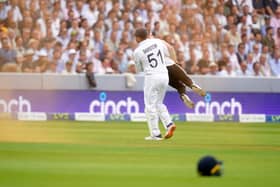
[[161, 40, 178, 63]]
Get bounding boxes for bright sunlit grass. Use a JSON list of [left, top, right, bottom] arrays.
[[0, 120, 279, 187]]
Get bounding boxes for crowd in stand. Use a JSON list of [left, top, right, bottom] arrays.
[[0, 0, 280, 77]]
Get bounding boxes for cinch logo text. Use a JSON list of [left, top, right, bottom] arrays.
[[194, 93, 242, 115], [89, 92, 140, 114], [0, 96, 31, 113]]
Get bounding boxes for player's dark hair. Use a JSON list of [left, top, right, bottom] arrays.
[[134, 28, 148, 40]]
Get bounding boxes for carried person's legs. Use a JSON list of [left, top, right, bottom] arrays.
[[168, 64, 206, 97], [168, 65, 195, 108]]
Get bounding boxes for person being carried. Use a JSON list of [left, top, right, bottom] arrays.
[[149, 33, 206, 108], [162, 39, 206, 108]]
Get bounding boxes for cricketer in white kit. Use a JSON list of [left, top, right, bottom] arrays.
[[133, 28, 176, 140]]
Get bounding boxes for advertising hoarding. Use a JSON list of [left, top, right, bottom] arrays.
[[0, 90, 279, 115]]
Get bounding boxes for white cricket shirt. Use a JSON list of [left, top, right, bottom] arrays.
[[133, 38, 169, 75]]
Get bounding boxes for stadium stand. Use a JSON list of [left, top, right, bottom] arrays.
[[0, 0, 279, 77]]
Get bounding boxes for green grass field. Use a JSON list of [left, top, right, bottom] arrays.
[[0, 120, 279, 187]]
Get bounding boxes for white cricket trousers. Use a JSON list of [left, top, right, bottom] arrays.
[[144, 73, 173, 137]]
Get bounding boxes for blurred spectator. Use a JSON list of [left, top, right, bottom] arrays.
[[185, 47, 198, 75], [36, 10, 51, 38], [0, 35, 16, 69], [115, 49, 127, 73], [137, 1, 148, 24], [224, 14, 236, 30], [197, 58, 210, 75], [236, 60, 252, 76], [176, 50, 187, 70], [237, 16, 248, 35], [104, 50, 119, 72], [249, 32, 263, 53], [259, 53, 272, 76], [207, 61, 219, 75], [15, 52, 23, 71], [252, 61, 263, 77], [179, 33, 191, 61], [75, 62, 85, 74], [158, 9, 169, 34], [269, 50, 280, 77], [46, 61, 58, 73], [274, 27, 280, 48], [227, 43, 241, 72], [21, 27, 31, 47], [251, 12, 262, 33], [68, 18, 81, 40], [33, 50, 49, 73], [261, 45, 271, 59], [81, 0, 99, 27], [228, 24, 241, 46], [106, 20, 122, 44], [251, 43, 262, 62], [262, 26, 275, 52], [232, 0, 253, 13], [41, 39, 55, 60], [261, 15, 272, 35], [21, 49, 35, 72], [61, 61, 74, 74], [56, 27, 70, 49], [105, 31, 119, 51], [100, 57, 115, 74], [14, 35, 24, 56], [28, 38, 40, 55], [65, 49, 78, 72], [90, 51, 103, 74], [0, 0, 9, 21], [270, 7, 280, 33], [236, 42, 247, 64], [52, 49, 64, 73], [246, 52, 255, 74], [218, 58, 237, 77], [240, 33, 250, 54], [93, 31, 104, 56], [225, 62, 237, 76], [215, 4, 227, 27]]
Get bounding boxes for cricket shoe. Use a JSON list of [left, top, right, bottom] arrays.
[[164, 123, 176, 139], [180, 94, 194, 109], [145, 134, 163, 141], [191, 83, 206, 97]]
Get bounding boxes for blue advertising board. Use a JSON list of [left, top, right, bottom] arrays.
[[0, 90, 279, 115]]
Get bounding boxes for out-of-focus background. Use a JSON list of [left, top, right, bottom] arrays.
[[0, 0, 279, 76], [0, 0, 280, 187]]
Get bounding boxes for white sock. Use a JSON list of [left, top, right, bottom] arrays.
[[145, 109, 161, 136], [157, 104, 173, 130]]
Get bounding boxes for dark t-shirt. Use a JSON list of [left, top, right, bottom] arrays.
[[264, 0, 279, 13], [253, 0, 265, 9]]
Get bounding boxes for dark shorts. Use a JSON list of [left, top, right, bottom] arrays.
[[167, 64, 193, 94]]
